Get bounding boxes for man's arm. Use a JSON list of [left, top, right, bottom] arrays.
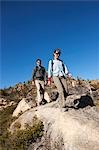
[[32, 68, 36, 81], [48, 60, 52, 85]]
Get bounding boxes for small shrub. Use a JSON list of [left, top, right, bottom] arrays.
[[0, 105, 44, 150], [0, 105, 17, 150], [0, 120, 44, 150], [0, 89, 9, 96], [90, 82, 99, 90]]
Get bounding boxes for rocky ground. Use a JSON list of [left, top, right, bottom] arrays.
[[9, 97, 99, 150], [0, 78, 99, 150]]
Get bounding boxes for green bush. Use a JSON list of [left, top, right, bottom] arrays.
[[0, 105, 17, 150], [0, 121, 43, 150], [0, 105, 17, 134], [0, 105, 44, 150], [0, 89, 9, 96]]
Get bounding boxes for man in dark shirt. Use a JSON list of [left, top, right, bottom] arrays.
[[32, 59, 47, 106]]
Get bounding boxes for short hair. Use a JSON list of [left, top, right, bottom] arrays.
[[36, 59, 41, 63]]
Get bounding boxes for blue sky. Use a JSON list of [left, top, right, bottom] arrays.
[[1, 1, 99, 89]]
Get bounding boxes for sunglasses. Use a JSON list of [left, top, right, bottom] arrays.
[[55, 52, 60, 55]]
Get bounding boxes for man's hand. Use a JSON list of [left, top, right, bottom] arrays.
[[32, 81, 35, 85], [67, 73, 72, 78], [47, 80, 51, 86]]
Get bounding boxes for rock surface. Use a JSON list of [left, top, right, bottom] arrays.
[[0, 98, 15, 111], [12, 97, 36, 117], [10, 101, 99, 150], [1, 79, 99, 150]]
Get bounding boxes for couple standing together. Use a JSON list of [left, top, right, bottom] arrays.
[[32, 49, 71, 109]]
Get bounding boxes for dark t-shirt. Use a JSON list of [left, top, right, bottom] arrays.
[[32, 66, 46, 81]]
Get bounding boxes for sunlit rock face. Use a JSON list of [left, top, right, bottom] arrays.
[[12, 97, 35, 117]]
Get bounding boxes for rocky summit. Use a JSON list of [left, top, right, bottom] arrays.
[[0, 78, 99, 150]]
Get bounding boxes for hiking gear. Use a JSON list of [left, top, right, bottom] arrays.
[[48, 59, 68, 78], [51, 59, 65, 73], [32, 66, 46, 81]]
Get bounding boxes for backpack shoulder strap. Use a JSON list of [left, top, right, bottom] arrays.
[[41, 66, 45, 72], [59, 59, 65, 73], [51, 60, 54, 72], [35, 66, 38, 71], [51, 59, 65, 73], [62, 62, 65, 73]]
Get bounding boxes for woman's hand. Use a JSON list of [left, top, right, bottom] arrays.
[[47, 77, 52, 86]]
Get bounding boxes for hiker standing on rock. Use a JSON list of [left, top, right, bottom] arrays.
[[32, 59, 47, 106], [48, 49, 71, 109]]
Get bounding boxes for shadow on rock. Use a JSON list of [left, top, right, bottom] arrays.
[[74, 95, 95, 109], [50, 92, 59, 101]]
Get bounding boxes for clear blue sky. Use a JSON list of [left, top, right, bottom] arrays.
[[1, 1, 99, 89]]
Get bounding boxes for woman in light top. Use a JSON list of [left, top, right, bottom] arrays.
[[48, 48, 71, 109]]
